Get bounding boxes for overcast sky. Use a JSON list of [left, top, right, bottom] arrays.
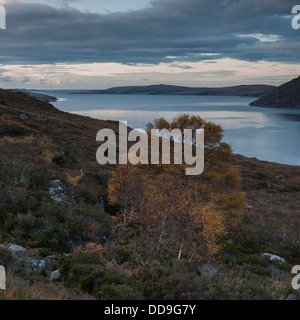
[[0, 0, 299, 89]]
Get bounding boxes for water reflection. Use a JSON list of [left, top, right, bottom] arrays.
[[267, 113, 300, 122], [33, 91, 300, 166]]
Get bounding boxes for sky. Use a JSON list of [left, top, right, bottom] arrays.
[[0, 0, 299, 89]]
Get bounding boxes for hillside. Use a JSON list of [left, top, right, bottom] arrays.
[[74, 84, 275, 97], [0, 88, 120, 152], [250, 76, 300, 109], [0, 89, 299, 300], [8, 90, 57, 102]]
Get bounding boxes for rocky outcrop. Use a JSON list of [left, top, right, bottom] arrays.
[[0, 244, 57, 275], [49, 179, 64, 196], [7, 244, 27, 255], [36, 115, 51, 124], [49, 180, 71, 208], [262, 253, 286, 264]]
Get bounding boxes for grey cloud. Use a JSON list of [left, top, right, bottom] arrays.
[[0, 0, 299, 64], [0, 68, 13, 82], [0, 75, 14, 83]]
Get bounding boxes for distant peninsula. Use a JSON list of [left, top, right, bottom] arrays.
[[250, 76, 300, 109], [8, 89, 58, 103], [73, 84, 275, 97]]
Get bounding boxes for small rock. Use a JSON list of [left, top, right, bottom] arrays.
[[247, 205, 254, 210], [49, 180, 65, 198], [49, 180, 62, 188], [50, 270, 61, 281], [36, 115, 51, 124], [31, 259, 46, 272], [49, 185, 64, 196], [262, 253, 286, 264], [266, 182, 272, 188], [20, 113, 30, 120]]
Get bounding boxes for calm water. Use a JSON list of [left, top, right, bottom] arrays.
[[33, 90, 300, 166]]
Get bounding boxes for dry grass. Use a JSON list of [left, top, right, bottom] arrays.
[[232, 154, 300, 252], [0, 270, 93, 300]]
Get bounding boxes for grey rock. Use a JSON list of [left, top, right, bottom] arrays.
[[49, 180, 65, 198], [31, 259, 46, 272], [247, 205, 254, 210], [36, 115, 51, 124], [20, 113, 30, 120], [49, 179, 70, 207], [50, 270, 61, 281], [49, 185, 64, 196], [49, 180, 62, 188], [8, 244, 27, 255], [262, 253, 286, 264]]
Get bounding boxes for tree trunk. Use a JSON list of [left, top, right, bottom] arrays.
[[177, 242, 184, 260]]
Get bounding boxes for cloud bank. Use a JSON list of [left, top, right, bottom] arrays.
[[0, 0, 299, 65]]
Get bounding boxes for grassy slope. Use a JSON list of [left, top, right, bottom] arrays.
[[0, 89, 299, 300]]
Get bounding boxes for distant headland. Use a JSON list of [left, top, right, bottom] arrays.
[[72, 84, 275, 98], [250, 76, 300, 109], [8, 89, 58, 103]]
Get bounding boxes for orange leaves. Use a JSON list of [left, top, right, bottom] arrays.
[[107, 114, 245, 259], [196, 206, 225, 256], [108, 164, 148, 229], [67, 172, 84, 187], [74, 243, 105, 255], [108, 165, 226, 258]]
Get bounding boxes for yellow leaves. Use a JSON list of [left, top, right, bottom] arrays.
[[108, 164, 141, 205], [108, 164, 227, 258], [197, 206, 225, 256], [107, 115, 246, 258], [111, 215, 120, 223], [108, 164, 149, 228]]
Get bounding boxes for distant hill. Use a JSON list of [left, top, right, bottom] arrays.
[[74, 84, 275, 97], [250, 76, 300, 109]]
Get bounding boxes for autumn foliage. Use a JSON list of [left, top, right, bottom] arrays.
[[108, 115, 246, 259]]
